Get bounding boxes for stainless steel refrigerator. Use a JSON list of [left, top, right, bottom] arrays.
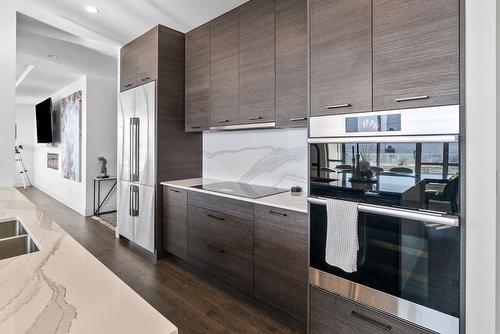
[[117, 81, 156, 253]]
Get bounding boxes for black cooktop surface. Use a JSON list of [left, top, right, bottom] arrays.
[[192, 181, 288, 199]]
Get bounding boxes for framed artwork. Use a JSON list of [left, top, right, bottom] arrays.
[[47, 153, 59, 170], [60, 90, 82, 182]]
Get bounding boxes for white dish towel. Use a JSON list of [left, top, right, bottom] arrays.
[[325, 198, 359, 273]]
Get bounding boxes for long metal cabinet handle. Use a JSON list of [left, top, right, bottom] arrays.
[[325, 104, 351, 109], [395, 95, 429, 102], [289, 117, 308, 122], [351, 311, 392, 331], [307, 196, 459, 227]]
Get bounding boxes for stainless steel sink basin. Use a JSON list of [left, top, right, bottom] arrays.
[[0, 219, 39, 260], [0, 219, 28, 239]]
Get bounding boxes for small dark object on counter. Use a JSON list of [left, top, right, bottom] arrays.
[[291, 186, 302, 195]]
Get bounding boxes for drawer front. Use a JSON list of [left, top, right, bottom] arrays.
[[187, 190, 254, 220], [163, 186, 188, 259], [187, 205, 253, 293], [254, 205, 308, 321], [310, 287, 433, 334]]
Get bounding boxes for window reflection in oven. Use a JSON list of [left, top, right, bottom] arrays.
[[309, 142, 460, 215]]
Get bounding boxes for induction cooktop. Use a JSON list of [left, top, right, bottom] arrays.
[[192, 181, 288, 199]]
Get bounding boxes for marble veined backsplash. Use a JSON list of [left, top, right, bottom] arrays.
[[203, 128, 307, 189]]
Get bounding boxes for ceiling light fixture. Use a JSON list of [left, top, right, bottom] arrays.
[[85, 6, 100, 13], [48, 54, 58, 59]]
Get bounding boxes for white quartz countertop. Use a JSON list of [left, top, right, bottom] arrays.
[[0, 188, 177, 334], [161, 178, 308, 213]]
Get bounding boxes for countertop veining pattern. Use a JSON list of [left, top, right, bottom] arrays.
[[0, 188, 177, 334], [161, 178, 308, 213]]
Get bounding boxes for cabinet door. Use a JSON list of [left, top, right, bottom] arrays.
[[310, 0, 372, 116], [238, 0, 275, 124], [120, 42, 137, 91], [210, 10, 239, 127], [254, 205, 308, 322], [373, 0, 459, 110], [185, 24, 210, 132], [310, 287, 433, 334], [187, 205, 253, 293], [275, 0, 308, 128], [163, 186, 187, 259], [135, 27, 158, 85]]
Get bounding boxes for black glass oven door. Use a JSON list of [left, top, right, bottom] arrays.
[[310, 203, 460, 317]]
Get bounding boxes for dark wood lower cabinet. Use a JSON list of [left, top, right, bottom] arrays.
[[187, 204, 254, 294], [163, 186, 188, 259], [310, 286, 434, 334], [254, 205, 308, 322]]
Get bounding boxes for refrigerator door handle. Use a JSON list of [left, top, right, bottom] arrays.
[[129, 184, 133, 216], [130, 118, 140, 182], [130, 185, 139, 217]]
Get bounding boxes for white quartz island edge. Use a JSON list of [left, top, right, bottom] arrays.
[[0, 188, 177, 334], [161, 178, 308, 213]]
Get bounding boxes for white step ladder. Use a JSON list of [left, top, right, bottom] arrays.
[[15, 145, 32, 190]]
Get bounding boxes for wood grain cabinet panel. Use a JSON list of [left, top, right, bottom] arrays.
[[135, 27, 158, 85], [210, 10, 239, 127], [310, 287, 433, 334], [163, 186, 187, 259], [120, 41, 138, 91], [187, 205, 254, 293], [185, 23, 210, 132], [238, 0, 276, 124], [275, 0, 308, 128], [187, 190, 254, 221], [372, 0, 459, 110], [310, 0, 372, 116], [254, 205, 308, 322]]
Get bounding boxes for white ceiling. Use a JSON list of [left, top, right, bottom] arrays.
[[13, 0, 248, 105]]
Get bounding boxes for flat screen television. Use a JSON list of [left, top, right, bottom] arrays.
[[35, 97, 53, 143]]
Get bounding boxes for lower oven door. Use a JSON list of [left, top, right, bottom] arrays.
[[309, 201, 460, 334]]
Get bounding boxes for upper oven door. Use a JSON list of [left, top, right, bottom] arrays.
[[308, 138, 460, 215]]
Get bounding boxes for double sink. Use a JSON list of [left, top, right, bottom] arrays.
[[0, 218, 40, 261]]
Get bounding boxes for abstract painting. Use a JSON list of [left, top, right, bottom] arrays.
[[47, 153, 59, 170], [60, 90, 82, 182]]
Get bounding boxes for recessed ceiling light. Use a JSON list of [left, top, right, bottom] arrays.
[[85, 6, 99, 14], [48, 54, 58, 59]]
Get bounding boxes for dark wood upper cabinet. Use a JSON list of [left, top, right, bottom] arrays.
[[238, 0, 276, 124], [372, 0, 459, 111], [135, 27, 158, 85], [254, 205, 308, 323], [275, 0, 308, 128], [210, 10, 239, 127], [185, 23, 210, 132], [120, 27, 159, 91], [310, 0, 372, 116]]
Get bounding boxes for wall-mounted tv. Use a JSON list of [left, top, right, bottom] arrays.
[[35, 97, 53, 143]]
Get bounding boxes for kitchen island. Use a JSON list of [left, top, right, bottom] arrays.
[[0, 188, 177, 334]]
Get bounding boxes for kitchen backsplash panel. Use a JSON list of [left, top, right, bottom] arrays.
[[203, 128, 307, 189]]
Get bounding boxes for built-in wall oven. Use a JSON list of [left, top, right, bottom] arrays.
[[308, 106, 461, 334]]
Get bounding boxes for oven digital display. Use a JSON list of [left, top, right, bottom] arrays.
[[346, 114, 401, 133]]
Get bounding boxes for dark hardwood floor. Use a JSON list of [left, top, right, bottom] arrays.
[[18, 187, 303, 334]]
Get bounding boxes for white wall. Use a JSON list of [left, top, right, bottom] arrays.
[[203, 128, 307, 189], [32, 75, 118, 216], [85, 74, 117, 215], [465, 0, 498, 333], [33, 76, 87, 214], [0, 8, 16, 187], [15, 104, 35, 187]]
